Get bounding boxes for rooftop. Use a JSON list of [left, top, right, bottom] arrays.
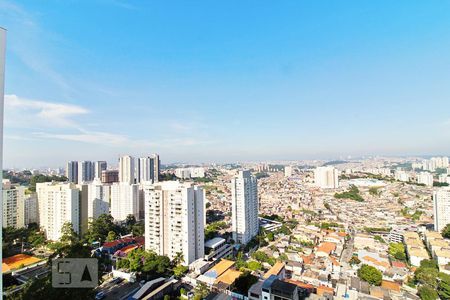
[[204, 259, 235, 278], [215, 269, 242, 285], [263, 261, 285, 279], [205, 237, 226, 249]]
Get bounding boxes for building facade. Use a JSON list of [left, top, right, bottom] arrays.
[[2, 180, 24, 228], [66, 161, 79, 183], [231, 170, 259, 245], [94, 161, 107, 179], [88, 179, 110, 220], [144, 181, 204, 265], [101, 170, 119, 184], [111, 182, 139, 221], [36, 182, 80, 241], [433, 188, 450, 232], [314, 167, 339, 189], [417, 172, 434, 186], [119, 155, 135, 184]]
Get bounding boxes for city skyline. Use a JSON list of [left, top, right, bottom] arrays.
[[2, 1, 450, 168]]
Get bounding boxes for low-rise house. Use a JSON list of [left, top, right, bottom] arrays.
[[354, 234, 375, 250], [263, 262, 286, 279], [435, 249, 450, 268], [315, 242, 337, 258], [403, 232, 428, 267]]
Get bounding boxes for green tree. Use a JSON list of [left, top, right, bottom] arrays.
[[132, 222, 145, 236], [247, 261, 262, 271], [369, 187, 381, 196], [173, 265, 188, 278], [194, 282, 209, 299], [414, 266, 439, 287], [349, 256, 361, 265], [442, 224, 450, 239], [357, 264, 382, 286], [84, 214, 121, 243], [420, 259, 438, 269], [439, 277, 450, 300], [418, 286, 438, 300], [233, 271, 258, 295], [125, 215, 137, 231], [60, 222, 79, 245], [106, 231, 117, 242], [388, 243, 406, 261]]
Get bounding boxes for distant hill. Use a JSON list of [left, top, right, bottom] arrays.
[[323, 160, 348, 166]]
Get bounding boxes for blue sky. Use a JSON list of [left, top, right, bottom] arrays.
[[2, 0, 450, 168]]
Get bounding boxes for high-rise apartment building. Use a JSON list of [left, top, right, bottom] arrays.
[[314, 166, 339, 189], [433, 188, 450, 232], [418, 172, 434, 187], [151, 154, 160, 183], [431, 157, 449, 169], [2, 180, 24, 228], [78, 161, 95, 183], [36, 182, 80, 241], [66, 161, 79, 183], [137, 156, 153, 183], [143, 181, 204, 265], [87, 179, 110, 220], [284, 166, 293, 177], [119, 155, 135, 184], [395, 170, 410, 182], [94, 161, 107, 179], [231, 170, 259, 245], [111, 182, 139, 221], [21, 195, 38, 227]]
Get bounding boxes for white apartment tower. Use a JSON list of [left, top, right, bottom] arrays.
[[2, 180, 24, 228], [119, 155, 135, 184], [111, 182, 139, 221], [231, 170, 259, 245], [87, 179, 110, 220], [36, 182, 80, 241], [137, 157, 153, 183], [314, 166, 339, 189], [144, 181, 204, 265], [285, 166, 293, 177], [433, 188, 450, 232], [94, 161, 107, 179], [417, 172, 434, 187]]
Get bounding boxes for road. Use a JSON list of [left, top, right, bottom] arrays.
[[340, 227, 355, 264]]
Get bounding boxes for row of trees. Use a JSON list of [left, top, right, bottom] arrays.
[[334, 185, 364, 202], [115, 248, 186, 280], [412, 260, 450, 300]]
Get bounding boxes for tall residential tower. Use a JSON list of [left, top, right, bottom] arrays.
[[231, 170, 259, 245], [144, 181, 204, 265], [433, 188, 450, 232]]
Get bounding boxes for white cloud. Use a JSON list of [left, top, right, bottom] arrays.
[[5, 94, 89, 128], [33, 131, 129, 146]]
